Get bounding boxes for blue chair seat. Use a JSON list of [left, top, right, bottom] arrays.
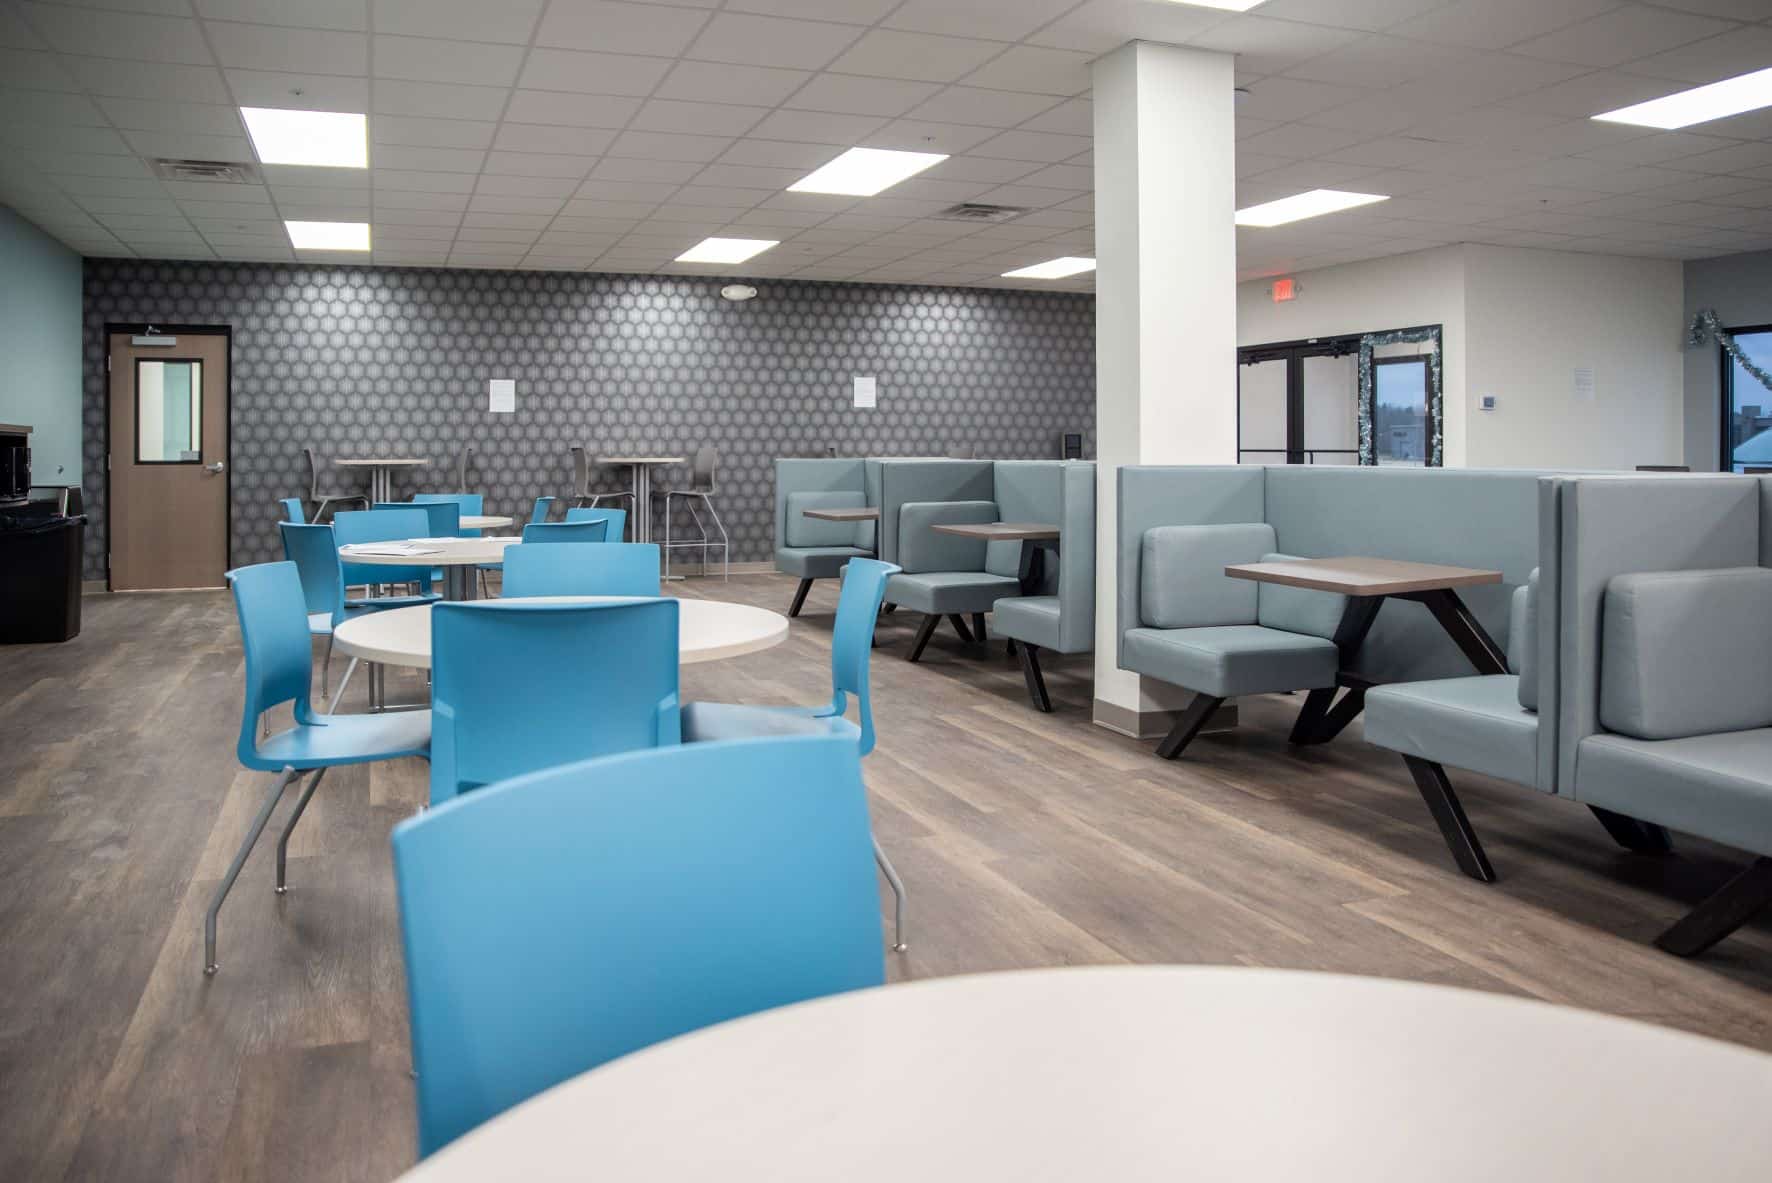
[[1121, 625, 1339, 698], [682, 701, 860, 745], [1365, 675, 1539, 789], [255, 709, 433, 770]]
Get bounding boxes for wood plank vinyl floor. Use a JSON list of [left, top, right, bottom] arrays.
[[2, 575, 1768, 1181]]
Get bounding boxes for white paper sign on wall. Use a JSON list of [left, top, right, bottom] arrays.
[[1573, 367, 1595, 403], [853, 375, 877, 409], [489, 378, 515, 413]]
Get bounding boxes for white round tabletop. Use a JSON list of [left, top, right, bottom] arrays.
[[395, 966, 1772, 1183], [339, 537, 517, 566], [596, 455, 686, 464], [460, 515, 512, 530], [332, 595, 789, 668], [334, 457, 429, 466]]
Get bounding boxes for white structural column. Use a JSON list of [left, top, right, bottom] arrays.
[[1091, 42, 1239, 735]]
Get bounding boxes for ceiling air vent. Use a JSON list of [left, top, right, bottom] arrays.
[[936, 202, 1028, 223], [151, 158, 263, 184]]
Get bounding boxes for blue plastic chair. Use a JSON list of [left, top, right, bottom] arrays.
[[500, 543, 661, 598], [429, 599, 681, 805], [280, 497, 305, 524], [212, 562, 430, 975], [393, 733, 884, 1156], [412, 492, 485, 537], [565, 505, 627, 542], [530, 495, 556, 524], [521, 520, 608, 544], [682, 558, 908, 949], [279, 521, 432, 709], [332, 508, 440, 598], [377, 499, 460, 539]]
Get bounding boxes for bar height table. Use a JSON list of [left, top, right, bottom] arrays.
[[335, 457, 429, 504], [597, 455, 685, 544]]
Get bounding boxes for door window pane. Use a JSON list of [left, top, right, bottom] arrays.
[[1725, 330, 1772, 473], [137, 359, 203, 463], [1373, 358, 1428, 467], [1238, 358, 1287, 464], [1301, 353, 1357, 464]]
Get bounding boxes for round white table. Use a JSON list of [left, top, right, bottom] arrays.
[[335, 456, 428, 503], [597, 454, 684, 543], [460, 514, 511, 531], [395, 966, 1772, 1183], [332, 594, 789, 669], [339, 536, 517, 601]]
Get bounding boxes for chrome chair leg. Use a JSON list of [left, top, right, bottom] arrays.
[[205, 765, 296, 974], [275, 768, 326, 893], [700, 494, 730, 581], [872, 834, 907, 952], [329, 657, 359, 716]]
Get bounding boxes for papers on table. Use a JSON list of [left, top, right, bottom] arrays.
[[343, 543, 443, 556]]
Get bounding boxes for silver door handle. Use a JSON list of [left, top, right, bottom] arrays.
[[205, 461, 225, 473]]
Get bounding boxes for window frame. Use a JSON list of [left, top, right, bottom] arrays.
[[1718, 321, 1772, 474], [132, 356, 206, 466]]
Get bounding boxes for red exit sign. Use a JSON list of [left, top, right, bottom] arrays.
[[1271, 277, 1299, 303]]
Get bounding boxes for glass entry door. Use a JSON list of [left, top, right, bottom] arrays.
[[1237, 340, 1359, 465]]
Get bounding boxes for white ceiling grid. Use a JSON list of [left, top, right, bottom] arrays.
[[1, 0, 1771, 289]]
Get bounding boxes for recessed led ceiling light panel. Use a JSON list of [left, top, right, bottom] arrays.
[[788, 147, 949, 197], [1235, 189, 1389, 227], [241, 107, 367, 168], [1158, 0, 1268, 10], [675, 237, 780, 264], [286, 220, 370, 250], [1592, 66, 1772, 130], [1002, 257, 1097, 280]]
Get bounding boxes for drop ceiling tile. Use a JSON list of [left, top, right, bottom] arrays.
[[1251, 0, 1459, 32], [203, 22, 366, 74], [372, 0, 547, 44], [225, 69, 369, 112], [884, 0, 1076, 43], [1405, 106, 1569, 145], [21, 4, 210, 62], [517, 49, 673, 96], [373, 115, 496, 149], [1234, 76, 1370, 123], [493, 123, 621, 155], [745, 109, 887, 145], [1282, 35, 1482, 89], [825, 29, 1003, 84], [375, 189, 471, 211], [473, 174, 577, 198], [1244, 160, 1382, 189], [958, 46, 1094, 97], [503, 93, 640, 131], [859, 120, 1002, 154], [196, 0, 366, 30], [630, 99, 771, 137], [24, 151, 156, 178], [464, 211, 553, 229], [653, 61, 811, 106], [95, 97, 245, 136], [374, 80, 509, 121], [685, 13, 862, 71], [468, 193, 563, 215], [692, 162, 808, 188], [372, 35, 524, 87], [590, 157, 703, 183], [1629, 25, 1772, 83], [785, 74, 943, 118], [918, 155, 1043, 184], [94, 211, 193, 229], [70, 193, 180, 214], [1013, 162, 1092, 190], [1510, 6, 1737, 68], [904, 87, 1061, 127], [0, 88, 107, 126], [372, 169, 476, 193], [455, 226, 540, 244], [1188, 16, 1365, 74], [1238, 122, 1374, 158], [165, 181, 273, 202], [536, 0, 712, 56], [125, 130, 256, 160], [673, 184, 772, 206], [1, 48, 76, 90], [967, 130, 1091, 164], [607, 130, 735, 163], [1026, 0, 1228, 54], [0, 5, 43, 48], [1577, 130, 1738, 164], [874, 176, 993, 203], [716, 138, 840, 168], [1388, 0, 1620, 50], [180, 199, 279, 218], [371, 144, 484, 172], [480, 150, 593, 178]]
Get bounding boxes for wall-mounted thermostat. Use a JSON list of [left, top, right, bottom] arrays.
[[1479, 395, 1497, 412]]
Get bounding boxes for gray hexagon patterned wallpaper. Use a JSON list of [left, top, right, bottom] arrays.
[[81, 261, 1095, 581]]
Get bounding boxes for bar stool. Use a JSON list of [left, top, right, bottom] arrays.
[[654, 445, 729, 580], [570, 445, 635, 531], [305, 446, 369, 522]]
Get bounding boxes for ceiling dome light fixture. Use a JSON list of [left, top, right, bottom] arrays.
[[720, 284, 759, 302]]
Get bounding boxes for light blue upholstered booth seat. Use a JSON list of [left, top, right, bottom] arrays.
[[774, 459, 871, 617], [1552, 476, 1772, 955], [987, 462, 1095, 712]]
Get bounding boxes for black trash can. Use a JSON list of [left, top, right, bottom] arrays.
[[0, 503, 86, 643]]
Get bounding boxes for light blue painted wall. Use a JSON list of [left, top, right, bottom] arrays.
[[0, 206, 83, 485]]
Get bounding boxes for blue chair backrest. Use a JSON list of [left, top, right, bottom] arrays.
[[278, 521, 345, 626], [565, 506, 626, 541], [522, 520, 607, 544], [280, 497, 305, 523], [377, 500, 459, 539], [333, 508, 436, 589], [831, 558, 899, 756], [530, 495, 556, 524], [227, 561, 318, 768], [429, 599, 680, 805], [501, 543, 661, 597], [392, 733, 886, 1157], [412, 493, 484, 537]]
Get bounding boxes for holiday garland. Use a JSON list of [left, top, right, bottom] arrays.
[[1357, 326, 1443, 467], [1689, 308, 1772, 395]]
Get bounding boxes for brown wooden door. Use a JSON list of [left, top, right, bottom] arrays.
[[107, 329, 230, 590]]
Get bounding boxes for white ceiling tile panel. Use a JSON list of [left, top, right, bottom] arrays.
[[1629, 25, 1772, 84], [195, 0, 367, 31], [784, 74, 943, 117], [884, 0, 1078, 44], [371, 116, 495, 149], [535, 0, 713, 56], [372, 0, 547, 43], [2, 125, 131, 153], [1387, 0, 1621, 50], [630, 99, 771, 136], [95, 97, 245, 136], [516, 49, 673, 97], [685, 13, 863, 70], [493, 124, 620, 155], [654, 61, 811, 105], [826, 29, 1004, 83], [373, 144, 487, 172], [1, 48, 77, 89], [374, 80, 510, 121], [589, 157, 702, 182], [226, 69, 367, 113], [204, 22, 366, 74], [372, 35, 525, 87], [903, 86, 1062, 127], [959, 46, 1094, 97], [607, 130, 735, 162], [1510, 6, 1738, 68], [20, 4, 210, 62]]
